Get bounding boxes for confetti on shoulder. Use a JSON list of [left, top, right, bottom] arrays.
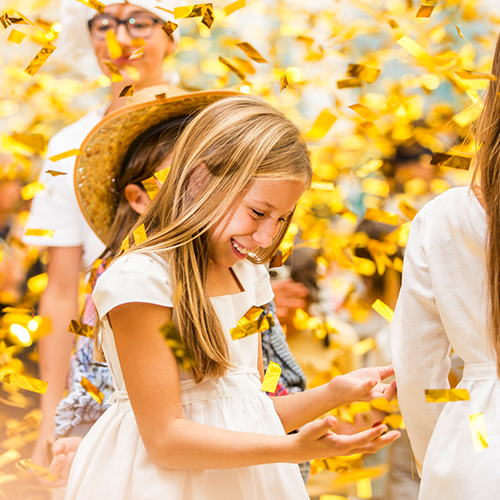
[[49, 149, 81, 162], [45, 169, 67, 177]]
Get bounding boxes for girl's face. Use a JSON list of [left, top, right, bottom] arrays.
[[208, 179, 305, 269], [91, 4, 174, 89]]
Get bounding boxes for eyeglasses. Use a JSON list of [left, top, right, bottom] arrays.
[[88, 14, 162, 40]]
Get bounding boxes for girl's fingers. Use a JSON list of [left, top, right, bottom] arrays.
[[60, 451, 76, 480], [49, 454, 66, 476], [376, 365, 395, 380], [303, 416, 338, 440], [327, 424, 388, 454], [348, 430, 401, 455]]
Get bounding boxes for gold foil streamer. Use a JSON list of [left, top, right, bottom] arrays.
[[219, 56, 245, 80], [364, 208, 399, 226], [261, 361, 281, 393], [201, 4, 214, 28], [174, 3, 213, 20], [337, 78, 362, 89], [21, 181, 44, 200], [24, 42, 56, 76], [399, 200, 418, 220], [346, 64, 380, 84], [269, 246, 293, 268], [397, 35, 434, 69], [455, 25, 465, 40], [416, 5, 435, 18], [49, 149, 81, 162], [280, 74, 289, 91], [371, 299, 394, 323], [0, 14, 12, 29], [236, 42, 267, 63], [105, 29, 123, 59], [7, 29, 25, 44], [160, 321, 197, 371], [469, 413, 488, 453], [16, 459, 57, 482], [11, 132, 47, 153], [349, 103, 380, 122], [162, 20, 178, 36], [425, 389, 470, 402], [455, 70, 496, 81], [230, 306, 274, 340], [24, 228, 54, 239], [45, 169, 67, 177], [3, 373, 48, 394], [133, 224, 147, 245], [103, 60, 124, 82], [430, 153, 472, 170], [305, 110, 337, 141], [67, 319, 94, 338], [81, 376, 104, 404], [76, 0, 105, 13], [224, 0, 245, 16]]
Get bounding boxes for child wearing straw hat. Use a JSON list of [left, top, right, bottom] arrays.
[[22, 0, 183, 468]]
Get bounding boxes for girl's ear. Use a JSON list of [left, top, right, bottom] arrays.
[[187, 162, 210, 200], [124, 184, 151, 215]]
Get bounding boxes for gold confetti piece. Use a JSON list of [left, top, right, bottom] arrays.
[[397, 35, 434, 68], [80, 376, 104, 404], [455, 25, 465, 39], [155, 93, 167, 99], [174, 3, 212, 19], [129, 46, 144, 60], [27, 273, 48, 294], [261, 361, 281, 393], [280, 74, 289, 91], [224, 0, 245, 16], [425, 389, 470, 403], [133, 224, 147, 245], [305, 110, 337, 141], [430, 153, 472, 170], [105, 29, 123, 60], [399, 200, 418, 220], [21, 181, 44, 200], [365, 207, 399, 226], [337, 78, 362, 89], [24, 42, 56, 76], [0, 13, 12, 29], [219, 56, 245, 80], [160, 321, 197, 371], [0, 449, 21, 469], [1, 307, 31, 314], [103, 60, 123, 82], [24, 228, 54, 239], [162, 20, 178, 37], [45, 169, 67, 177], [319, 495, 347, 500], [236, 42, 267, 63], [310, 182, 335, 191], [384, 413, 404, 429], [356, 478, 372, 499], [120, 237, 130, 254], [469, 413, 488, 453], [49, 149, 81, 162], [454, 70, 496, 81], [16, 459, 57, 482], [67, 319, 93, 338], [453, 103, 483, 128], [355, 159, 383, 177], [416, 5, 435, 18], [7, 29, 25, 44], [349, 103, 380, 122], [3, 373, 47, 394], [269, 246, 293, 268], [154, 166, 170, 183], [201, 4, 214, 28], [388, 19, 399, 29], [230, 306, 274, 340], [352, 337, 376, 356], [371, 299, 394, 323], [141, 176, 159, 200], [76, 0, 105, 13], [11, 132, 47, 153], [346, 64, 381, 84], [156, 6, 174, 14]]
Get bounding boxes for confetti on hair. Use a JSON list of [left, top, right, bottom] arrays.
[[154, 166, 171, 183], [371, 299, 394, 323], [24, 42, 56, 76], [425, 389, 470, 403], [133, 224, 147, 245], [141, 176, 159, 199], [469, 412, 488, 453], [49, 149, 81, 162], [3, 373, 48, 394], [81, 377, 104, 404], [68, 320, 94, 338], [261, 361, 281, 393], [231, 306, 274, 340], [162, 20, 178, 36]]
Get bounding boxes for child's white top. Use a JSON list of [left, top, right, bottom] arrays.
[[65, 253, 309, 500], [391, 186, 500, 499]]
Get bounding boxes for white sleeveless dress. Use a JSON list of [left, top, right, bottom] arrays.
[[64, 253, 309, 500], [391, 187, 500, 499]]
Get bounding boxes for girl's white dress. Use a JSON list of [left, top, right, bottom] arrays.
[[64, 253, 309, 500], [391, 187, 500, 499]]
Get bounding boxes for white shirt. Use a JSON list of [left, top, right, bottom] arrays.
[[23, 107, 107, 269]]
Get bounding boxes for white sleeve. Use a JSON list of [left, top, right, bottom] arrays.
[[93, 254, 173, 319], [390, 205, 451, 474], [253, 263, 274, 307]]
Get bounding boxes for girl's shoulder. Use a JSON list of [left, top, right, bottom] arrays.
[[93, 252, 173, 319]]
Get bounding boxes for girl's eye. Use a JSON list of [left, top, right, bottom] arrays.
[[252, 209, 264, 218], [278, 217, 286, 223]]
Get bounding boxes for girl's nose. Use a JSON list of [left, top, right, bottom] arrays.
[[252, 221, 278, 249], [114, 23, 132, 47]]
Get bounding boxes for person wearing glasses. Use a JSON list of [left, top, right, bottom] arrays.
[[23, 0, 180, 471]]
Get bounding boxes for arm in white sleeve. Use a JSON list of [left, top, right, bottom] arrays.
[[390, 205, 451, 474]]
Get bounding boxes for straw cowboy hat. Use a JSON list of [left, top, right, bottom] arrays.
[[75, 85, 240, 244]]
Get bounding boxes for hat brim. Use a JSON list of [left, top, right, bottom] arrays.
[[75, 89, 240, 245]]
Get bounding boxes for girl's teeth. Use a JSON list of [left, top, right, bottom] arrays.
[[232, 240, 249, 255]]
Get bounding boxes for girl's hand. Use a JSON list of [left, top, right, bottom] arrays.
[[48, 437, 82, 487], [329, 365, 397, 407], [292, 416, 400, 463]]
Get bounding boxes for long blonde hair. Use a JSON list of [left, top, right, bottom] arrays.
[[124, 95, 312, 382], [473, 33, 500, 375]]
